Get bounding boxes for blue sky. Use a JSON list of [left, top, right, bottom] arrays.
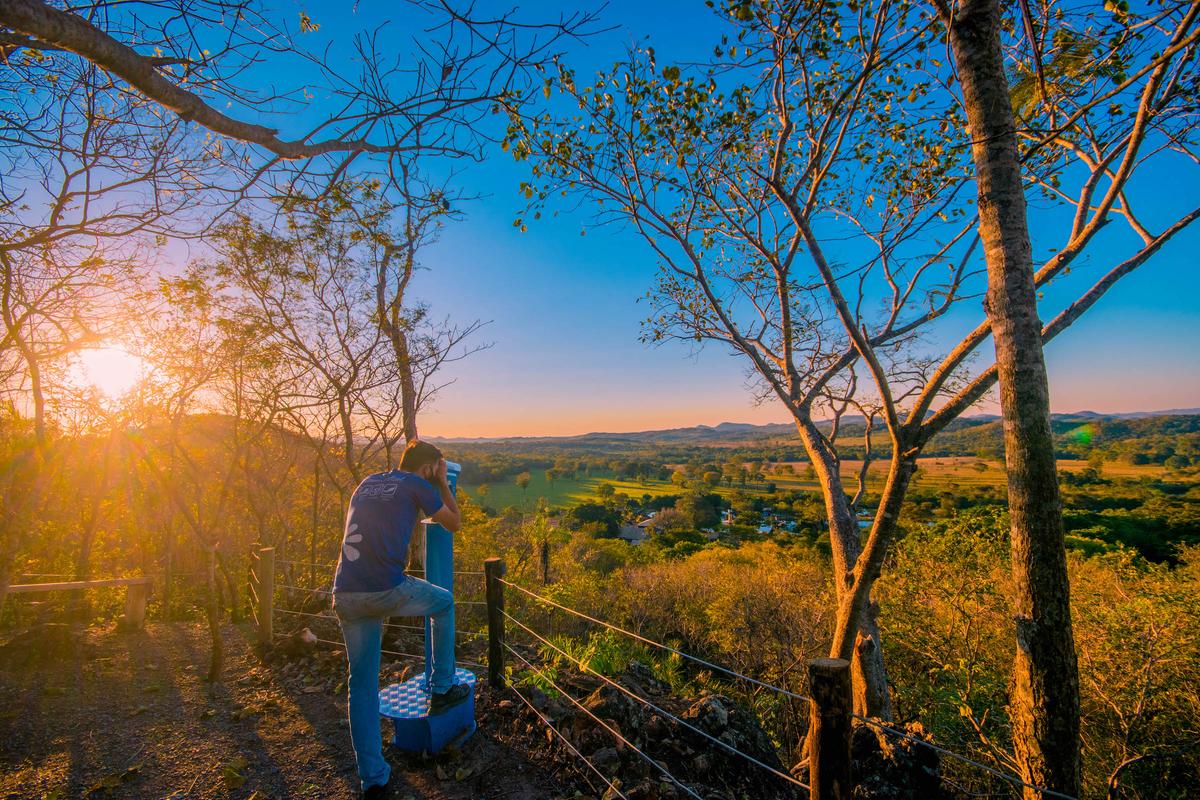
[[270, 2, 1200, 436]]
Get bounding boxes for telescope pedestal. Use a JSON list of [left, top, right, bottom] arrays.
[[379, 668, 478, 754]]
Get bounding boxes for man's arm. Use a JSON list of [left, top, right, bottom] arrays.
[[430, 459, 461, 533]]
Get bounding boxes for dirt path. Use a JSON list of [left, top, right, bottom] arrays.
[[0, 622, 567, 800]]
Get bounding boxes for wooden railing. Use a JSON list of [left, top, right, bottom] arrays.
[[7, 577, 152, 629]]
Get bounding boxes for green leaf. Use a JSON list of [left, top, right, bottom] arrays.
[[222, 756, 249, 789]]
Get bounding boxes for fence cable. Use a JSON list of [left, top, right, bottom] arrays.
[[288, 633, 428, 664], [272, 608, 488, 646], [503, 641, 703, 800], [275, 630, 485, 670], [503, 609, 810, 791], [380, 621, 486, 642], [278, 583, 332, 595], [851, 715, 1078, 800], [506, 678, 629, 800], [275, 559, 486, 579], [499, 579, 811, 703], [276, 608, 332, 620], [274, 578, 486, 609]]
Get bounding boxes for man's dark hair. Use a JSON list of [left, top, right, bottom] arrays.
[[400, 440, 442, 472]]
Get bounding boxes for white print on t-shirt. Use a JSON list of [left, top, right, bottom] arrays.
[[342, 522, 363, 562], [356, 482, 399, 500]]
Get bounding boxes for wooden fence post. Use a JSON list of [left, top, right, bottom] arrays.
[[248, 546, 260, 630], [257, 546, 274, 646], [808, 657, 853, 800], [484, 557, 506, 688], [122, 580, 150, 630]]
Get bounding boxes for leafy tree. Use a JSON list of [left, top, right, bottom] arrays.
[[568, 501, 620, 538], [515, 471, 533, 508], [508, 0, 1200, 719], [676, 491, 722, 530]]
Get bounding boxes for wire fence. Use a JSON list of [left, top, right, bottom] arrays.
[[260, 556, 489, 672], [506, 676, 630, 800], [503, 640, 700, 800], [502, 578, 813, 703], [850, 715, 1078, 800], [253, 552, 1079, 800], [496, 576, 1078, 800], [500, 604, 810, 796]]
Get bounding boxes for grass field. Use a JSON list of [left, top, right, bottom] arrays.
[[461, 472, 681, 510], [770, 457, 1169, 492], [462, 458, 1174, 510]]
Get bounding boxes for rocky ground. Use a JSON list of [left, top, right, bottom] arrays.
[[0, 621, 947, 800], [0, 621, 564, 800]]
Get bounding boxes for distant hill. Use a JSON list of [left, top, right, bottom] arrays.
[[434, 409, 1200, 448], [1073, 408, 1200, 418]]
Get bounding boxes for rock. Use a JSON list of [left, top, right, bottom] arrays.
[[583, 684, 642, 730], [528, 686, 552, 714], [622, 660, 668, 696], [851, 720, 946, 799], [643, 712, 669, 739], [683, 694, 729, 731], [680, 693, 799, 798], [275, 628, 319, 659], [591, 746, 620, 771], [522, 667, 797, 799], [626, 778, 680, 800]]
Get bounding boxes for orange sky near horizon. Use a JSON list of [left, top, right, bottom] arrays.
[[420, 375, 1198, 440]]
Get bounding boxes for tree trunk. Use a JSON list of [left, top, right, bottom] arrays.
[[72, 439, 113, 622], [828, 450, 917, 721], [163, 521, 173, 621], [127, 436, 226, 682], [310, 456, 321, 587], [794, 417, 893, 720], [947, 1, 1081, 795], [377, 244, 420, 444], [205, 545, 223, 683], [392, 323, 419, 443], [217, 549, 241, 623], [0, 560, 11, 621]]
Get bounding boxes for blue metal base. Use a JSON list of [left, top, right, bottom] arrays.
[[379, 668, 477, 754]]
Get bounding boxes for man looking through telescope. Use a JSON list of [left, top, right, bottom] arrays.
[[332, 440, 470, 799]]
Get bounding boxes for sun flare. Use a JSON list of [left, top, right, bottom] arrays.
[[74, 347, 146, 398]]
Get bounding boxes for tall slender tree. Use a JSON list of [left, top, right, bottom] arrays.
[[935, 0, 1080, 793]]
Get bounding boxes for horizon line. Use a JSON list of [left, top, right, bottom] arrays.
[[425, 405, 1200, 442]]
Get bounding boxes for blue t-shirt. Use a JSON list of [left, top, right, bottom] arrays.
[[333, 470, 444, 593]]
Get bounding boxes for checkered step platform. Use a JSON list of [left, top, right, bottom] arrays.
[[379, 668, 477, 720]]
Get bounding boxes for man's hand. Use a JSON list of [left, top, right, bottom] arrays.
[[430, 458, 461, 532]]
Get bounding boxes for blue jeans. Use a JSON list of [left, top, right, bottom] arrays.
[[333, 578, 455, 789]]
